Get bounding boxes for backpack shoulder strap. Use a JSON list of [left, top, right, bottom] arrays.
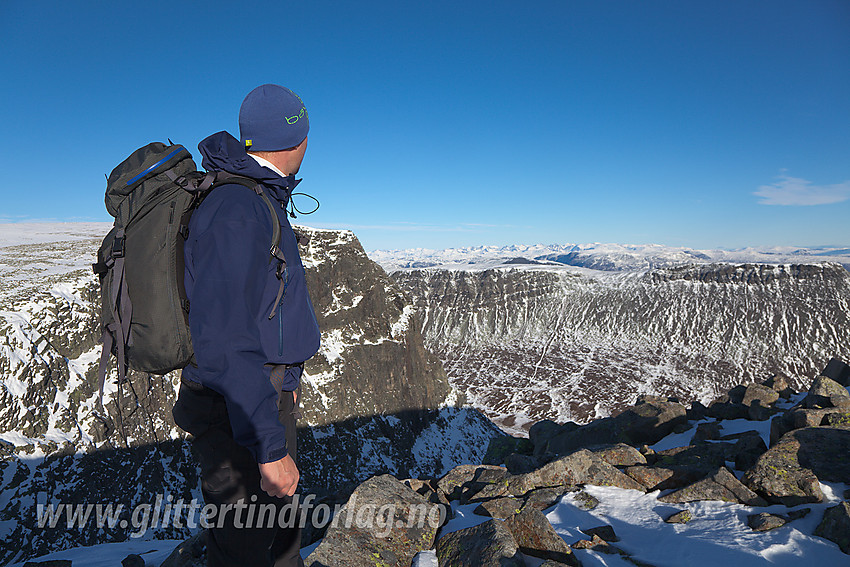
[[208, 172, 287, 320]]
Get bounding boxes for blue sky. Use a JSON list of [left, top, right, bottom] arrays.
[[1, 1, 848, 251]]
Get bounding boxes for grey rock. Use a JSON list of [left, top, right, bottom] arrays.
[[590, 443, 647, 467], [770, 408, 833, 445], [707, 400, 750, 421], [572, 533, 607, 550], [547, 399, 687, 455], [522, 486, 574, 512], [821, 358, 850, 388], [581, 525, 619, 542], [743, 427, 850, 505], [659, 467, 768, 506], [802, 376, 850, 410], [639, 444, 657, 465], [763, 373, 791, 394], [742, 383, 780, 408], [507, 449, 645, 496], [530, 420, 579, 456], [664, 510, 693, 524], [623, 465, 696, 492], [747, 400, 777, 421], [504, 507, 579, 565], [655, 443, 732, 475], [720, 385, 747, 404], [435, 519, 524, 566], [822, 412, 850, 427], [570, 489, 600, 510], [402, 478, 453, 526], [482, 435, 533, 466], [436, 464, 507, 502], [460, 467, 513, 504], [473, 497, 524, 519], [687, 400, 709, 421], [720, 431, 767, 471], [691, 421, 722, 444], [748, 513, 787, 532], [504, 453, 542, 474], [305, 475, 441, 567], [786, 507, 812, 521], [814, 501, 850, 554]]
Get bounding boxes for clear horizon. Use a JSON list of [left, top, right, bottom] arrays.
[[1, 1, 848, 251]]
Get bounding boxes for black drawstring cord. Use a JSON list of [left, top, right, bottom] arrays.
[[286, 193, 320, 219]]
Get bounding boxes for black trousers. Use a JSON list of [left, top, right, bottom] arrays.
[[173, 380, 304, 567]]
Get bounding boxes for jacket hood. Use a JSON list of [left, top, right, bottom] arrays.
[[198, 131, 300, 202]]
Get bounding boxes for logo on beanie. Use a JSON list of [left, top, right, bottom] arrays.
[[286, 106, 306, 125]]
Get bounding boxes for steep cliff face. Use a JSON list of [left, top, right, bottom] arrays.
[[298, 228, 454, 426], [392, 263, 850, 432], [0, 225, 498, 564]]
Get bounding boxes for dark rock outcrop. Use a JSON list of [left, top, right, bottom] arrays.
[[435, 519, 524, 566], [659, 467, 768, 506], [546, 398, 687, 455], [507, 449, 645, 496], [305, 475, 441, 567], [814, 501, 850, 554], [503, 507, 579, 565], [743, 427, 850, 505]]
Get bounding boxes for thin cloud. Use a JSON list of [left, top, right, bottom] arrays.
[[754, 173, 850, 206]]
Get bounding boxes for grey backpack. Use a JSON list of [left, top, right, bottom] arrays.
[[93, 142, 284, 412]]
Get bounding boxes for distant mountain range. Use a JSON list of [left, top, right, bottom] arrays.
[[374, 243, 850, 435], [370, 242, 850, 273]]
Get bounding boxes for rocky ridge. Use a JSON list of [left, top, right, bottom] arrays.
[[392, 262, 850, 432], [149, 357, 850, 566], [0, 226, 501, 565]]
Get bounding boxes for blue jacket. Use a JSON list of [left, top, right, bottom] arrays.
[[180, 131, 321, 463]]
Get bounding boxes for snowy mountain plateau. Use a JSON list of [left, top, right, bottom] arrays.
[[0, 223, 501, 565], [381, 243, 850, 434]]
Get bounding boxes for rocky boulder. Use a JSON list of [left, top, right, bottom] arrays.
[[546, 397, 687, 455], [507, 449, 645, 496], [821, 358, 850, 387], [800, 376, 850, 410], [435, 519, 524, 566], [743, 427, 850, 506], [814, 501, 850, 554], [503, 507, 579, 565], [659, 467, 768, 506], [305, 475, 442, 567]]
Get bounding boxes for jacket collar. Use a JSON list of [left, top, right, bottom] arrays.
[[198, 131, 301, 202]]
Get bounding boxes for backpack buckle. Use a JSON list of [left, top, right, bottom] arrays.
[[112, 236, 125, 259]]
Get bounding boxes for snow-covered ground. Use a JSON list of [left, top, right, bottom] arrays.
[[0, 223, 112, 247], [409, 480, 848, 566]]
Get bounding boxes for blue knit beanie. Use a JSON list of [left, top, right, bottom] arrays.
[[239, 84, 309, 152]]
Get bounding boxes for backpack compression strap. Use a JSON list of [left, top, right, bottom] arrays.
[[95, 228, 131, 444]]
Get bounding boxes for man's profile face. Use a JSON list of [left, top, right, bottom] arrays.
[[290, 136, 308, 175]]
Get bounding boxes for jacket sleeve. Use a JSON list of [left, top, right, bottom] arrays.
[[186, 196, 288, 464]]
